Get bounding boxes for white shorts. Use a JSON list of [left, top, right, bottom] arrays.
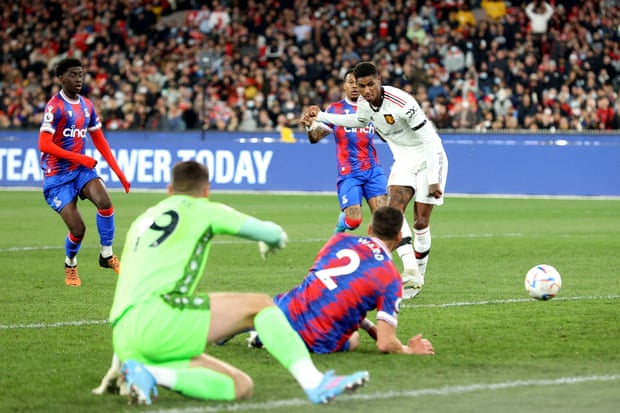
[[387, 149, 448, 206]]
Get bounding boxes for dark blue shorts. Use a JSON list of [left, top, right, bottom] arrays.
[[43, 167, 101, 213], [336, 166, 387, 210]]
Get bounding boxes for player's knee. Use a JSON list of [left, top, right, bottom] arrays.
[[249, 293, 276, 318], [344, 216, 362, 230], [70, 227, 86, 240], [233, 371, 254, 400], [247, 292, 274, 308], [414, 219, 430, 229]]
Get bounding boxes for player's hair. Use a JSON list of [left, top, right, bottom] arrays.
[[171, 160, 210, 194], [371, 206, 403, 240], [343, 68, 355, 81], [353, 61, 379, 79], [55, 58, 82, 77]]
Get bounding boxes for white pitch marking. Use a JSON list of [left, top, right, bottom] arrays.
[[2, 295, 618, 330], [0, 231, 601, 253], [400, 294, 620, 309], [146, 374, 620, 413]]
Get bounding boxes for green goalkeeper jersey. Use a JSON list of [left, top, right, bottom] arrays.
[[109, 194, 284, 325]]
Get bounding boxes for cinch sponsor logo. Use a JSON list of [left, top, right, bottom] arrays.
[[62, 127, 88, 138], [344, 124, 375, 134]]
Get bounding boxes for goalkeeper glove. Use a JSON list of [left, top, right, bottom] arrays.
[[258, 232, 288, 260]]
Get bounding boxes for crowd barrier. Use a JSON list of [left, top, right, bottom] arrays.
[[1, 130, 618, 196]]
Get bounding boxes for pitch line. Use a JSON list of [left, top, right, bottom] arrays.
[[148, 374, 620, 413], [0, 231, 598, 253], [1, 295, 618, 330], [0, 319, 109, 329], [400, 294, 620, 309]]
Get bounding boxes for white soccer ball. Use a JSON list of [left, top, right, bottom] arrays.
[[525, 264, 562, 300]]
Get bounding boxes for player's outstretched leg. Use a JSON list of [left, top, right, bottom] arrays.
[[305, 370, 369, 404], [120, 360, 158, 405]]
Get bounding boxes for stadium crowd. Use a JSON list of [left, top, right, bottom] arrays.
[[1, 0, 620, 132]]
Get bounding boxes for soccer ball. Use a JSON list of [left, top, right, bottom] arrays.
[[524, 264, 562, 300]]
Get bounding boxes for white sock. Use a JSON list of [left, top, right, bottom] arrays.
[[65, 256, 77, 267], [144, 365, 177, 389], [414, 227, 431, 277], [111, 353, 120, 371], [100, 245, 113, 258], [289, 359, 324, 390], [397, 217, 417, 271]]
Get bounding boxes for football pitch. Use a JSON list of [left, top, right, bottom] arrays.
[[1, 190, 619, 413]]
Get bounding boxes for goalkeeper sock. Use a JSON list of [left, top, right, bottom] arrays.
[[254, 306, 323, 389], [172, 366, 235, 400]]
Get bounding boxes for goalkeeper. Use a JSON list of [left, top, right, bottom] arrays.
[[95, 160, 368, 406]]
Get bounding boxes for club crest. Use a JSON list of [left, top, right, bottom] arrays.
[[384, 114, 395, 124]]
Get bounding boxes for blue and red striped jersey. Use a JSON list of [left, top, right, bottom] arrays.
[[274, 233, 402, 353], [39, 91, 101, 177], [324, 98, 381, 176]]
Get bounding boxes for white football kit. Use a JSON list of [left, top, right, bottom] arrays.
[[316, 85, 448, 205]]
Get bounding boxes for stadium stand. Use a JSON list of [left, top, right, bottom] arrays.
[[0, 0, 618, 131]]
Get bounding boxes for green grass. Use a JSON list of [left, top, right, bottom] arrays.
[[1, 191, 619, 413]]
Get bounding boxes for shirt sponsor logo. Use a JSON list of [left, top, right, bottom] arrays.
[[343, 124, 374, 134], [62, 127, 88, 138]]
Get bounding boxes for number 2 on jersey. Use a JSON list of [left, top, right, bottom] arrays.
[[314, 248, 360, 290]]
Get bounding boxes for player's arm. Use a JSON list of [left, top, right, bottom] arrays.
[[360, 318, 378, 340], [237, 216, 288, 259], [90, 128, 131, 193], [38, 131, 97, 168], [315, 110, 366, 128], [416, 123, 443, 198], [306, 121, 331, 143], [301, 106, 332, 143], [375, 319, 435, 355], [307, 104, 366, 128], [401, 97, 443, 197]]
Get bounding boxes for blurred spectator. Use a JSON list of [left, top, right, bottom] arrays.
[[277, 113, 296, 143], [525, 1, 554, 35], [481, 0, 507, 22], [611, 100, 620, 130], [167, 105, 187, 131]]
